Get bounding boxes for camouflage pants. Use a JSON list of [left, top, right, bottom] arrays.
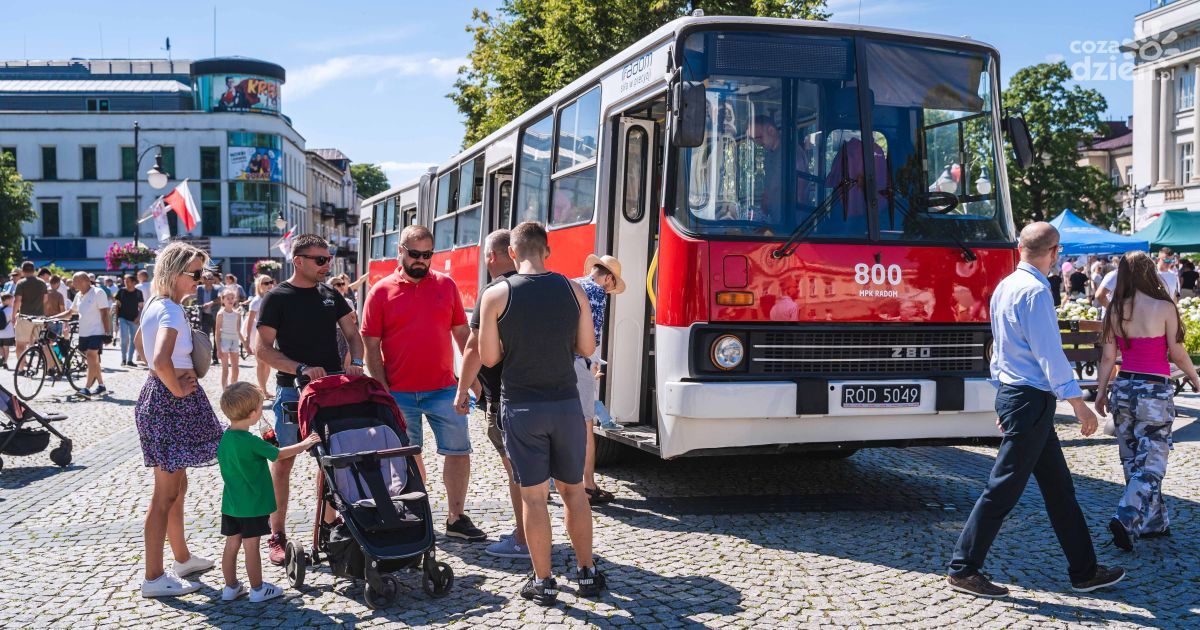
[[1108, 377, 1175, 538]]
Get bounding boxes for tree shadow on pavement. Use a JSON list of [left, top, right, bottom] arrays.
[[590, 423, 1200, 626]]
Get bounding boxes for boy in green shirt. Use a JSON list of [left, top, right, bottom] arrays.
[[217, 382, 319, 602]]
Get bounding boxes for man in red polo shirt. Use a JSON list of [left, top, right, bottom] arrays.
[[361, 224, 485, 542]]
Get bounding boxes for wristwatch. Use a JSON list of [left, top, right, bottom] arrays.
[[351, 358, 365, 367], [295, 363, 308, 376]]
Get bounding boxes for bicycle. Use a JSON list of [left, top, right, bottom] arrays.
[[12, 316, 86, 400]]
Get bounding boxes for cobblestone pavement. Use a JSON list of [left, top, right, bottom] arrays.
[[1, 350, 1199, 629]]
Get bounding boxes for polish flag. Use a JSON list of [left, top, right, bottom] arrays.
[[162, 180, 201, 232], [275, 226, 296, 257]]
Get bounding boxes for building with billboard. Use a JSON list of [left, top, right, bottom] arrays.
[[305, 148, 360, 277], [0, 56, 311, 284]]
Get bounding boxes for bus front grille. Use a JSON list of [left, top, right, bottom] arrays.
[[747, 327, 989, 377]]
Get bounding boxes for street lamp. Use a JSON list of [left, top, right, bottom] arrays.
[[132, 120, 169, 248]]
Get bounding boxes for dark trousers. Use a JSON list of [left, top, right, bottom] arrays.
[[949, 384, 1097, 583], [199, 313, 217, 360]]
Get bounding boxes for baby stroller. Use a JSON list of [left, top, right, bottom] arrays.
[[281, 374, 453, 609], [0, 382, 70, 471]]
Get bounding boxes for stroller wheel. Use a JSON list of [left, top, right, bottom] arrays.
[[422, 560, 454, 598], [363, 574, 399, 610], [285, 541, 306, 589], [49, 444, 72, 468]]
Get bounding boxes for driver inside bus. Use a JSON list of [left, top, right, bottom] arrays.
[[748, 115, 816, 226]]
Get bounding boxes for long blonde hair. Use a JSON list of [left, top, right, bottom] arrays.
[[254, 274, 273, 297], [150, 242, 208, 299]]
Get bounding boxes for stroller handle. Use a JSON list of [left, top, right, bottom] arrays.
[[319, 445, 422, 469], [294, 369, 346, 391]]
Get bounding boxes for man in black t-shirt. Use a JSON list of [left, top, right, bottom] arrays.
[[12, 261, 47, 361], [114, 274, 144, 366], [1068, 268, 1088, 299], [255, 234, 364, 565], [1180, 259, 1199, 298], [455, 229, 527, 559]]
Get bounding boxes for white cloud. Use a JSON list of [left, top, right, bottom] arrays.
[[297, 28, 414, 53], [288, 54, 467, 100], [378, 161, 438, 184]]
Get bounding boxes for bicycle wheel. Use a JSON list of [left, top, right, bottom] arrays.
[[63, 348, 87, 392], [13, 347, 45, 400]]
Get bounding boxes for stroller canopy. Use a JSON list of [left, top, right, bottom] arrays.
[[297, 374, 407, 439]]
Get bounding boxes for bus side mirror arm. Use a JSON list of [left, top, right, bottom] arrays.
[[671, 80, 706, 148], [1002, 113, 1035, 170]]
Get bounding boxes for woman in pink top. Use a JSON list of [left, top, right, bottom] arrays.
[[1095, 251, 1199, 552]]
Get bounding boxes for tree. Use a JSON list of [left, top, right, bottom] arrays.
[[1002, 62, 1122, 226], [350, 163, 390, 199], [0, 152, 34, 272], [451, 0, 830, 146]]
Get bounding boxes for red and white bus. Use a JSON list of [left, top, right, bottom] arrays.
[[359, 15, 1034, 460]]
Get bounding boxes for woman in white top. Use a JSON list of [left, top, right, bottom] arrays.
[[133, 242, 223, 598], [243, 274, 276, 399]]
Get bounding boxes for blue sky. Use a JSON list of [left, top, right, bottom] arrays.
[[2, 1, 1151, 188]]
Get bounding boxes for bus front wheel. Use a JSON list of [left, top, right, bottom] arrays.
[[593, 434, 628, 467]]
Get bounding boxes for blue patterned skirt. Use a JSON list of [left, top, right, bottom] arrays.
[[134, 374, 223, 473]]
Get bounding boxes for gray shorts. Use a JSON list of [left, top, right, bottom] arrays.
[[502, 397, 586, 487], [574, 357, 596, 423]]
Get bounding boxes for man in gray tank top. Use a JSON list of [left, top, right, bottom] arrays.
[[477, 222, 607, 606]]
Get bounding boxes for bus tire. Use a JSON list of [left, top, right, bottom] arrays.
[[593, 434, 627, 467]]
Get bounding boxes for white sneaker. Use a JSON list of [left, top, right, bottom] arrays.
[[221, 582, 248, 601], [172, 554, 215, 577], [141, 572, 202, 598], [249, 581, 283, 603]]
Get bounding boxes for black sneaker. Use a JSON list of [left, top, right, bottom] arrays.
[[947, 573, 1009, 598], [93, 384, 108, 395], [520, 575, 558, 606], [1109, 518, 1133, 552], [574, 564, 607, 598], [445, 514, 487, 541], [1071, 565, 1125, 592]]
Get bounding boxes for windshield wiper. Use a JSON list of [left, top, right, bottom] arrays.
[[885, 189, 977, 262], [770, 177, 857, 259]]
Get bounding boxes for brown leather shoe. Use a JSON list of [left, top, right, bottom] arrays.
[[1071, 565, 1125, 592], [947, 573, 1009, 598]]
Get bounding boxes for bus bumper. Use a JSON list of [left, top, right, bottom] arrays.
[[656, 378, 1000, 459]]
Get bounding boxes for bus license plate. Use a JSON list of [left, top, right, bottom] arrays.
[[841, 384, 921, 408]]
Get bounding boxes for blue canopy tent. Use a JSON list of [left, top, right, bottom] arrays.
[[1048, 209, 1148, 255]]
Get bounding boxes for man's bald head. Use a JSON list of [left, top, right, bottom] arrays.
[[1019, 222, 1059, 254]]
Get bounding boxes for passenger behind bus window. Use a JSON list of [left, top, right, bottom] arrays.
[[748, 115, 814, 226]]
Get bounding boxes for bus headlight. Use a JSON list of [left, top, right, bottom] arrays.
[[711, 335, 744, 371]]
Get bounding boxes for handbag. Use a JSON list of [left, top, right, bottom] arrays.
[[190, 329, 212, 379], [1102, 415, 1117, 437]]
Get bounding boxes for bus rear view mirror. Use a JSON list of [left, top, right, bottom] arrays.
[[671, 81, 706, 148], [1002, 114, 1034, 169]]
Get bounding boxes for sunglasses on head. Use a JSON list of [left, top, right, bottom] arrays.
[[403, 247, 434, 260], [296, 254, 332, 266]]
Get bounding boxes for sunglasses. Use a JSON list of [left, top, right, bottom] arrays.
[[296, 254, 332, 266], [181, 269, 203, 281], [263, 280, 276, 286], [403, 247, 434, 260], [333, 282, 346, 287]]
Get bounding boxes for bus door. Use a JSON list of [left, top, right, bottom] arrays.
[[607, 116, 657, 426], [478, 165, 514, 302]]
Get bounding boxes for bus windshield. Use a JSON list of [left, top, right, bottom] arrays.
[[673, 30, 1012, 245]]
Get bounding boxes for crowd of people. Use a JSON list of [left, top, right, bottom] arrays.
[[1051, 248, 1199, 307], [947, 222, 1194, 598], [128, 225, 623, 607]]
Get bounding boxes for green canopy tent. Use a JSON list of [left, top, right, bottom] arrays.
[[1132, 209, 1200, 252]]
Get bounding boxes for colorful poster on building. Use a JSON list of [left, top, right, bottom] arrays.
[[228, 147, 282, 182], [211, 75, 281, 113]]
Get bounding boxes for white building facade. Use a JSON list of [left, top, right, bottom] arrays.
[[304, 148, 360, 277], [1130, 0, 1200, 229], [0, 57, 307, 285]]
